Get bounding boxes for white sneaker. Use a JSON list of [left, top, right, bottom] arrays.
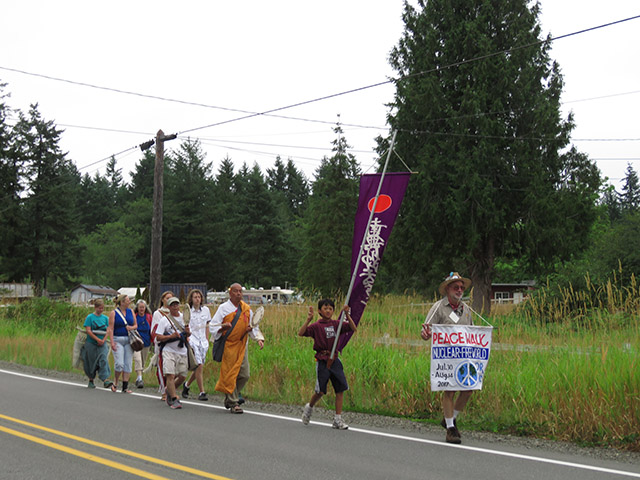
[[301, 403, 313, 425], [332, 416, 349, 430]]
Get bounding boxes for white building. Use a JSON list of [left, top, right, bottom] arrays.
[[70, 284, 118, 304]]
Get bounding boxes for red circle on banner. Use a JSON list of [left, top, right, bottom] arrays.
[[368, 194, 392, 213]]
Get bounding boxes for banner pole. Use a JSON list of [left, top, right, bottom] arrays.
[[466, 304, 494, 327], [328, 130, 398, 363]]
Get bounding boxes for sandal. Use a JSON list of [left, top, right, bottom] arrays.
[[229, 405, 243, 414], [122, 388, 133, 394], [104, 380, 117, 392]]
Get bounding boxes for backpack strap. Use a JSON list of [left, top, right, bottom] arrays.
[[219, 304, 244, 343]]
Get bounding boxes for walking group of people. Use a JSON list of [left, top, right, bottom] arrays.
[[80, 283, 264, 413], [81, 272, 478, 444]]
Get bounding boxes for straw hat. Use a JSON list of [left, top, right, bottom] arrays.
[[438, 272, 472, 295]]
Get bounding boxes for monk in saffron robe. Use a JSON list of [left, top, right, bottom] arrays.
[[211, 283, 264, 413]]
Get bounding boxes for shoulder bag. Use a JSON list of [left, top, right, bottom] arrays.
[[165, 313, 198, 371], [115, 308, 144, 352], [212, 305, 243, 362], [72, 326, 87, 370]]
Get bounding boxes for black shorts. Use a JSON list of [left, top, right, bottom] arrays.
[[315, 358, 349, 394]]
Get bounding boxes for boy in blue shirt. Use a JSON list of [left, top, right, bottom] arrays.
[[298, 298, 357, 429]]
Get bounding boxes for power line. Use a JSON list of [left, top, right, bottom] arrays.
[[2, 13, 638, 212], [5, 14, 637, 141], [187, 135, 375, 155], [564, 89, 640, 104], [57, 123, 154, 136], [176, 14, 640, 136]]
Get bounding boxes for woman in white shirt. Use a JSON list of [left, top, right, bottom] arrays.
[[181, 289, 211, 401], [151, 290, 174, 401]]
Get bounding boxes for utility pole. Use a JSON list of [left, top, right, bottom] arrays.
[[149, 129, 177, 309]]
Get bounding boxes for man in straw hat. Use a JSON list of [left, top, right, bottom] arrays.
[[421, 272, 474, 444]]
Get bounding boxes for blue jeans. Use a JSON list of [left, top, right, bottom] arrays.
[[112, 336, 133, 373]]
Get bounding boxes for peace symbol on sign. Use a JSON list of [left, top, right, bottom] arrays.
[[456, 360, 479, 388]]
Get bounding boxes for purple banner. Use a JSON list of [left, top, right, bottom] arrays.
[[338, 172, 411, 351]]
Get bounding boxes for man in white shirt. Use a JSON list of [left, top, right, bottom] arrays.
[[154, 297, 190, 409]]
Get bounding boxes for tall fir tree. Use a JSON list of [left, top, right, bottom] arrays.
[[232, 163, 291, 287], [619, 163, 640, 214], [205, 156, 239, 289], [128, 150, 156, 201], [0, 82, 26, 280], [77, 172, 115, 233], [266, 156, 288, 193], [105, 155, 127, 212], [285, 158, 309, 218], [600, 184, 621, 224], [163, 139, 216, 285], [299, 125, 360, 296], [382, 0, 601, 311], [13, 104, 82, 294]]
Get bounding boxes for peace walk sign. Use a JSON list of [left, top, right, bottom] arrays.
[[430, 324, 493, 391]]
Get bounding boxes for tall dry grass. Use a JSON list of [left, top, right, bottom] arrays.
[[1, 293, 638, 450]]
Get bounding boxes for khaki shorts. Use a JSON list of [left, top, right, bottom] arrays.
[[133, 346, 150, 371], [161, 350, 188, 377]]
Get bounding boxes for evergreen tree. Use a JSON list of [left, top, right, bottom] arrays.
[[77, 172, 115, 233], [266, 156, 288, 193], [266, 157, 309, 287], [216, 155, 236, 193], [233, 164, 291, 287], [285, 158, 309, 217], [163, 139, 215, 285], [105, 155, 127, 211], [129, 150, 156, 201], [619, 163, 640, 213], [13, 104, 82, 294], [382, 0, 601, 311], [601, 184, 621, 224], [299, 125, 360, 296], [0, 83, 24, 280], [207, 156, 238, 289]]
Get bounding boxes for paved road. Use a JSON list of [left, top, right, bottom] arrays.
[[1, 368, 639, 480]]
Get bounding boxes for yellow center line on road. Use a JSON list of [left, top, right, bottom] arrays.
[[0, 413, 234, 480], [0, 424, 171, 480]]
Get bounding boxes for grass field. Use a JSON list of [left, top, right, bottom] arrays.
[[1, 295, 638, 451]]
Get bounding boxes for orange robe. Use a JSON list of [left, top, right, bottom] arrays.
[[215, 301, 251, 394]]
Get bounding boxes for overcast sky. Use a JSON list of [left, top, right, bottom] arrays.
[[1, 1, 638, 188]]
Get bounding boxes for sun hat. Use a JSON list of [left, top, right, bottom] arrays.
[[167, 297, 180, 306], [438, 272, 472, 296]]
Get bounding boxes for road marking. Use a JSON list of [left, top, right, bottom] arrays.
[[0, 413, 234, 480], [2, 368, 640, 478], [0, 424, 171, 480]]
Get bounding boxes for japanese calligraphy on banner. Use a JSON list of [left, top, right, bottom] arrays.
[[337, 172, 411, 352], [430, 324, 493, 392]]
